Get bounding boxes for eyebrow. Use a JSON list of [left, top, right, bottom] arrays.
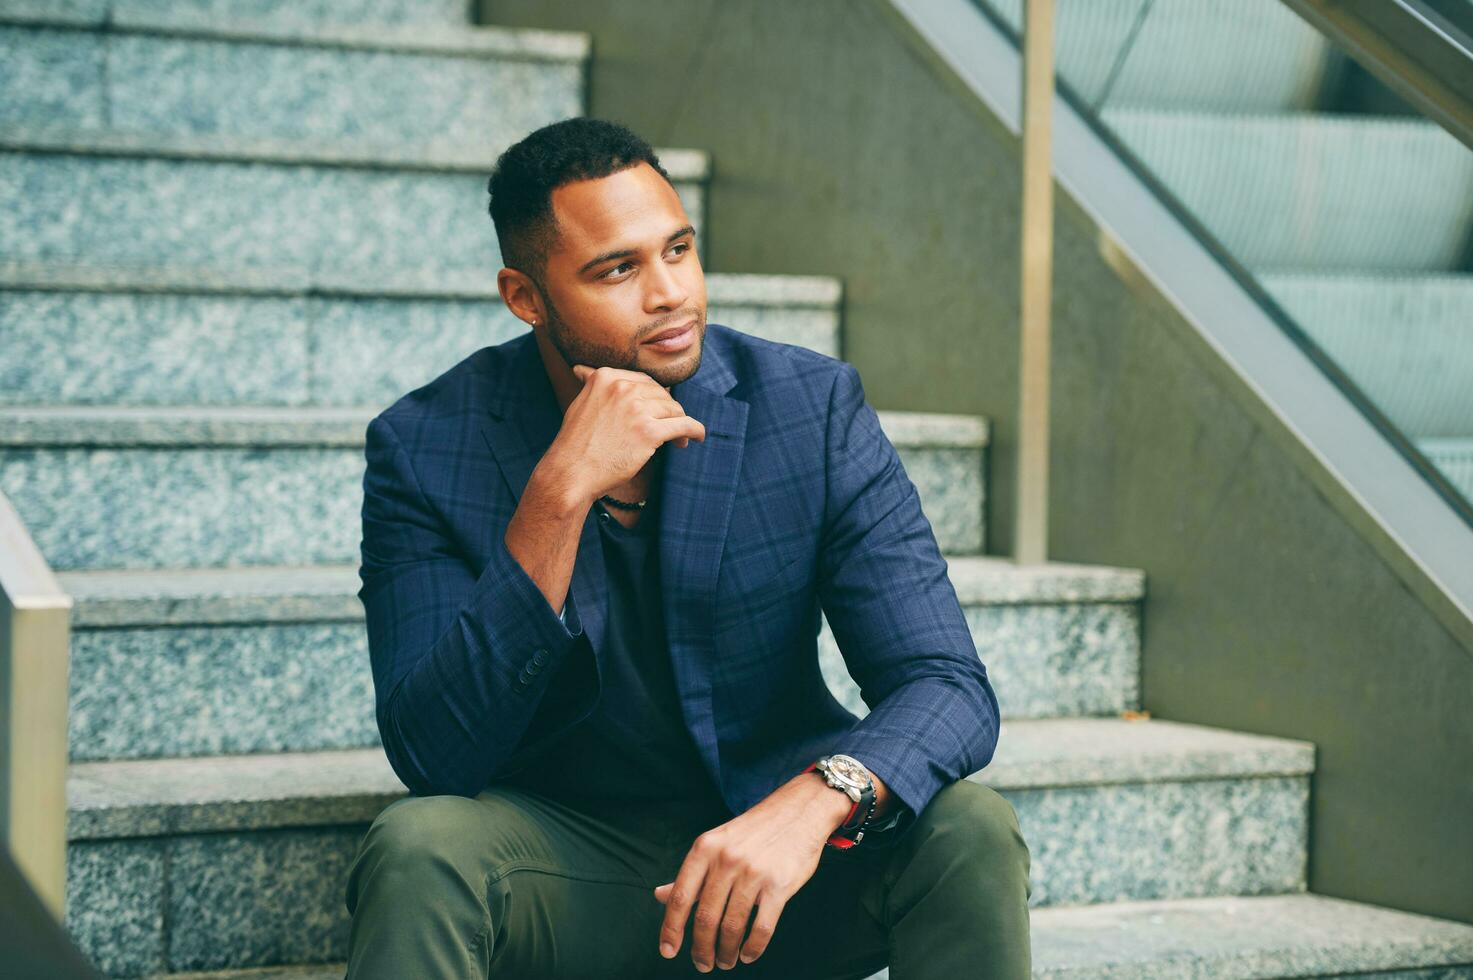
[[577, 225, 696, 276]]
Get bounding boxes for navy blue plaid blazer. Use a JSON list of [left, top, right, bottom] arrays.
[[357, 322, 1000, 821]]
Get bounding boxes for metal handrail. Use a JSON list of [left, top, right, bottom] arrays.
[[0, 489, 72, 921], [887, 0, 1473, 654], [1282, 0, 1473, 154]]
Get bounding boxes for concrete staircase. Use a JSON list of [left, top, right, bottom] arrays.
[[2, 1, 1472, 976], [982, 0, 1473, 504]]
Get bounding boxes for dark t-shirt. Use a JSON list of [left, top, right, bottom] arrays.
[[501, 465, 729, 820]]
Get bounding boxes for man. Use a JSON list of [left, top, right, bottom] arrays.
[[344, 116, 1031, 978]]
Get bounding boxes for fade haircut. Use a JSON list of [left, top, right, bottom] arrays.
[[487, 117, 676, 285]]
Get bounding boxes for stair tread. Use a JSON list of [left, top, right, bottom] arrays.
[[140, 891, 1473, 979], [56, 555, 1140, 628], [1029, 891, 1473, 977], [0, 403, 988, 448], [4, 3, 589, 62], [0, 124, 710, 179], [0, 259, 843, 305], [66, 717, 1312, 841], [152, 968, 344, 980]]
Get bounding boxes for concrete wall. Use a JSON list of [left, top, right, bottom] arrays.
[[479, 0, 1473, 923]]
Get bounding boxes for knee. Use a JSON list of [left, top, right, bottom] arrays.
[[348, 795, 492, 901], [911, 780, 1031, 893]]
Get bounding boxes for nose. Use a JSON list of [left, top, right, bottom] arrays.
[[644, 250, 688, 314]]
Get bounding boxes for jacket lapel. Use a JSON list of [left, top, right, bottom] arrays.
[[480, 328, 750, 790], [658, 361, 748, 789]]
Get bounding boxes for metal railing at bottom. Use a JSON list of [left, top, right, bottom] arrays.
[[0, 489, 72, 922]]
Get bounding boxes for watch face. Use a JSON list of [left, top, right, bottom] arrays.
[[821, 754, 870, 792]]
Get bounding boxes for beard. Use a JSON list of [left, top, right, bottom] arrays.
[[535, 278, 705, 389]]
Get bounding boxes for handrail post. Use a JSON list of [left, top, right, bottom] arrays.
[[0, 490, 73, 921], [1016, 0, 1056, 565]]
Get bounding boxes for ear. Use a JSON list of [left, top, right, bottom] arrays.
[[497, 267, 544, 328]]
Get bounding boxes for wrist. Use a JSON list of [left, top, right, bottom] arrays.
[[527, 459, 594, 517], [797, 770, 859, 836]]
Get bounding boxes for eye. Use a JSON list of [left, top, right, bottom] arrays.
[[601, 261, 634, 280]]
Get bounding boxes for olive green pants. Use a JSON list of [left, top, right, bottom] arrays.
[[342, 779, 1032, 979]]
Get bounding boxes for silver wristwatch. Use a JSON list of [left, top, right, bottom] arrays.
[[813, 754, 907, 841], [815, 753, 873, 802]]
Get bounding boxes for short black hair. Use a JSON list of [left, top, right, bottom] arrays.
[[487, 117, 675, 283]]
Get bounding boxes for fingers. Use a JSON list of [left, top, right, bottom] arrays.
[[648, 415, 707, 446], [572, 363, 664, 387], [715, 880, 762, 970], [738, 889, 788, 966], [690, 863, 740, 972], [657, 849, 709, 962]]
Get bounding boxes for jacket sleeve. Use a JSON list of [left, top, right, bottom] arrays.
[[817, 361, 1001, 821], [357, 414, 589, 797]]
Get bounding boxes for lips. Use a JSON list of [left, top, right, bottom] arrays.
[[645, 318, 697, 344]]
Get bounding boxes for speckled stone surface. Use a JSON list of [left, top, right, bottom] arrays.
[[58, 563, 364, 627], [1010, 774, 1307, 906], [65, 838, 166, 978], [977, 717, 1315, 789], [55, 556, 1137, 761], [0, 265, 842, 406], [0, 136, 707, 274], [149, 967, 347, 980], [64, 719, 1313, 911], [975, 718, 1314, 908], [1, 287, 313, 406], [1030, 892, 1473, 978], [119, 896, 1473, 980], [0, 27, 104, 129], [154, 968, 347, 980], [58, 556, 1136, 762], [67, 748, 404, 840], [65, 825, 368, 977], [68, 620, 376, 761], [947, 556, 1145, 604], [819, 558, 1143, 720], [0, 22, 584, 145], [56, 726, 1322, 972], [4, 0, 473, 28], [166, 827, 364, 972], [893, 444, 986, 554], [0, 443, 365, 570], [0, 405, 981, 569]]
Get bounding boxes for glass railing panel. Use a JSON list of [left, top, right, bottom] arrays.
[[974, 0, 1473, 515]]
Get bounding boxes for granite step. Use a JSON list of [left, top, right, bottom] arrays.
[[822, 556, 1143, 722], [981, 0, 1334, 112], [65, 717, 1314, 976], [1260, 272, 1473, 440], [54, 556, 1138, 761], [0, 0, 475, 30], [132, 886, 1473, 978], [1102, 110, 1473, 272], [0, 128, 708, 274], [1029, 892, 1473, 979], [0, 403, 985, 571], [149, 968, 345, 980], [0, 12, 585, 145], [0, 262, 843, 406]]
